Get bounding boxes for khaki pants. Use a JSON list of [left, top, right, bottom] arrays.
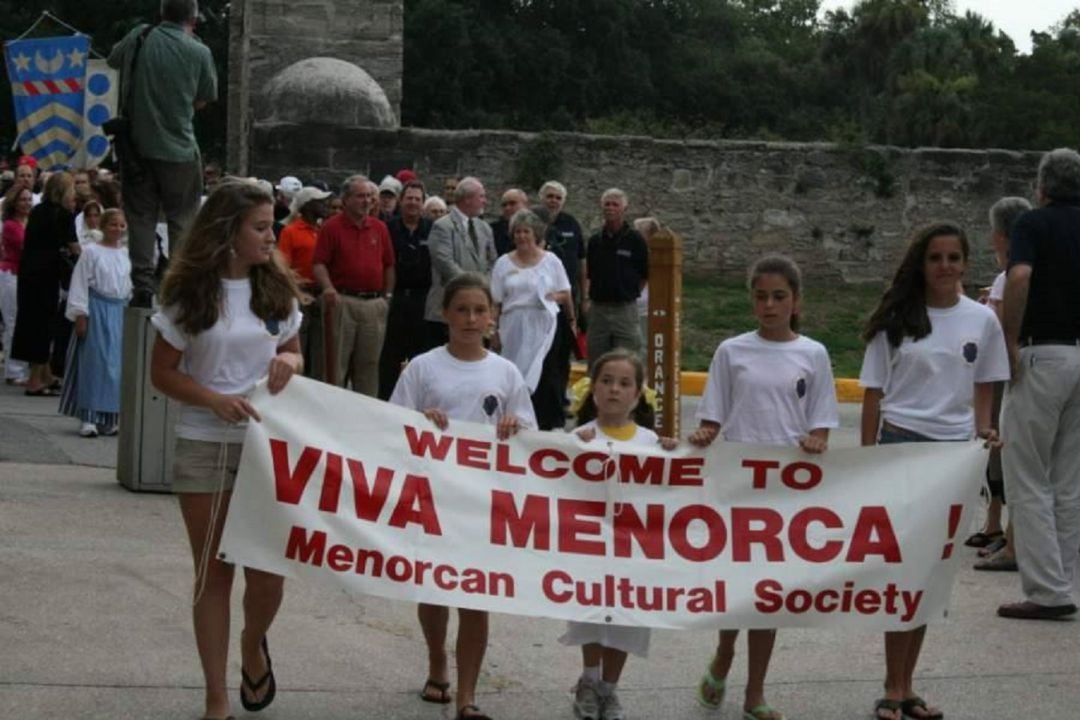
[[1002, 344, 1080, 606], [324, 295, 387, 396], [587, 301, 642, 369]]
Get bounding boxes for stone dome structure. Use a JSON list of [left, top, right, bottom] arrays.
[[259, 57, 397, 128]]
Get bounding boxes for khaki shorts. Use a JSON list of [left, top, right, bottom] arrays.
[[172, 438, 243, 494]]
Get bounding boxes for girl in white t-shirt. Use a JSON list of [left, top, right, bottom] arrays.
[[859, 222, 1008, 720], [690, 255, 839, 720], [390, 272, 536, 720], [150, 181, 303, 720], [563, 349, 677, 720]]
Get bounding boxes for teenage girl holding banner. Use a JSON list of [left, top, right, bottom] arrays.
[[859, 222, 1008, 720], [689, 254, 840, 720], [562, 348, 678, 720], [389, 272, 536, 720], [151, 181, 303, 720]]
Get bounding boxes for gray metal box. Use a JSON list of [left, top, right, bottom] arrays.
[[117, 307, 178, 492]]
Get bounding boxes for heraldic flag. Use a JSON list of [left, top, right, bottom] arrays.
[[4, 35, 90, 171]]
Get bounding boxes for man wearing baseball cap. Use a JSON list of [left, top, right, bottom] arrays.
[[377, 175, 402, 223], [274, 175, 303, 237], [279, 185, 332, 378]]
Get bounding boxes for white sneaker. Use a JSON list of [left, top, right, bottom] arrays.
[[601, 690, 626, 720], [102, 424, 119, 436], [572, 678, 602, 720], [79, 422, 98, 438]]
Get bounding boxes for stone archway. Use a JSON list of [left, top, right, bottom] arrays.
[[226, 0, 403, 173]]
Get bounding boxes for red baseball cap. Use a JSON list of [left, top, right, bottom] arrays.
[[17, 155, 37, 169], [396, 169, 417, 184]]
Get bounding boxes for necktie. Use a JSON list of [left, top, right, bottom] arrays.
[[468, 218, 478, 254]]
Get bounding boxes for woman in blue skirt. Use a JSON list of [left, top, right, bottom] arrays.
[[59, 208, 131, 437]]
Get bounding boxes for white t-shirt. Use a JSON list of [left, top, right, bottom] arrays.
[[989, 271, 1006, 303], [696, 331, 840, 445], [389, 346, 538, 428], [65, 243, 131, 320], [578, 419, 660, 446], [151, 278, 302, 443], [859, 295, 1010, 440]]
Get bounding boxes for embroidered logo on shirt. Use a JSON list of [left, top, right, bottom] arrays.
[[962, 342, 978, 363], [616, 249, 632, 258], [795, 377, 807, 398], [483, 395, 499, 417]]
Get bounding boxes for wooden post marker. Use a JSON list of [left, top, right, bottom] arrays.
[[646, 229, 682, 437]]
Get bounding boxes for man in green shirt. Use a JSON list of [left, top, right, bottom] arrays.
[[108, 0, 217, 306]]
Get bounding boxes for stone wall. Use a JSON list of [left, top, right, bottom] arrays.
[[251, 124, 1043, 284], [228, 0, 403, 172]]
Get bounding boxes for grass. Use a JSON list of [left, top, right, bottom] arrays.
[[681, 273, 886, 378]]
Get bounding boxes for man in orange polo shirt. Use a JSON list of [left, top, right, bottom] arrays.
[[313, 175, 396, 395]]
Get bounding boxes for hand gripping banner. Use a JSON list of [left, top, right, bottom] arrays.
[[4, 35, 90, 170], [220, 377, 985, 631]]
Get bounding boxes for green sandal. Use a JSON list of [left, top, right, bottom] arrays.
[[696, 667, 727, 709], [744, 704, 785, 720]]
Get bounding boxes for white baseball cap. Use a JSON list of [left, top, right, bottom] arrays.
[[276, 175, 303, 197], [290, 186, 332, 215], [378, 175, 403, 196]]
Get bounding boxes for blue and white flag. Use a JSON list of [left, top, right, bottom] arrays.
[[71, 59, 118, 169], [4, 35, 90, 170]]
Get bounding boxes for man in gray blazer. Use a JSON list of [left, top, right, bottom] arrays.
[[424, 176, 497, 345]]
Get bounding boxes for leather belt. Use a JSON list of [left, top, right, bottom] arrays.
[[339, 290, 382, 299], [1019, 337, 1080, 348]]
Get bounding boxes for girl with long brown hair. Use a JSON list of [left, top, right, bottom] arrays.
[[150, 180, 302, 720], [859, 222, 1008, 720]]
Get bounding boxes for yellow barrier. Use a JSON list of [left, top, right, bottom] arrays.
[[569, 364, 865, 403]]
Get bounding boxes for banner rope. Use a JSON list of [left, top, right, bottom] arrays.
[[8, 11, 106, 58]]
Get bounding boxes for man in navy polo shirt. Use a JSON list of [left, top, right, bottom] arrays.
[[998, 148, 1080, 621], [313, 175, 395, 395]]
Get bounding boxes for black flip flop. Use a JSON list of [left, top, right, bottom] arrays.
[[964, 530, 1002, 548], [240, 636, 276, 712], [901, 696, 943, 720], [420, 678, 452, 704], [24, 386, 59, 397], [455, 704, 493, 720]]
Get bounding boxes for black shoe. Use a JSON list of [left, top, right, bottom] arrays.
[[131, 289, 154, 309], [997, 601, 1077, 619], [240, 635, 276, 712]]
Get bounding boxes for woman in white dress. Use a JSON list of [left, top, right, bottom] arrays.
[[490, 209, 575, 429]]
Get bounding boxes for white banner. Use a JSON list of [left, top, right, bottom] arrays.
[[220, 377, 985, 631]]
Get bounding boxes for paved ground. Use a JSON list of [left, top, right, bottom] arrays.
[[1, 379, 1078, 720]]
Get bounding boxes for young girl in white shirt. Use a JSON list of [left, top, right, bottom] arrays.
[[563, 349, 677, 720], [390, 272, 536, 720], [859, 222, 1008, 720], [690, 254, 840, 720], [150, 181, 303, 720], [59, 208, 131, 437]]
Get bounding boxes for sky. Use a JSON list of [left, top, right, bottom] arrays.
[[819, 1, 1079, 54]]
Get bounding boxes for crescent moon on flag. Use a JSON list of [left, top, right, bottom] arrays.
[[34, 49, 65, 75]]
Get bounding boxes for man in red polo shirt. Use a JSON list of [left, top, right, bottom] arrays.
[[313, 175, 395, 395]]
